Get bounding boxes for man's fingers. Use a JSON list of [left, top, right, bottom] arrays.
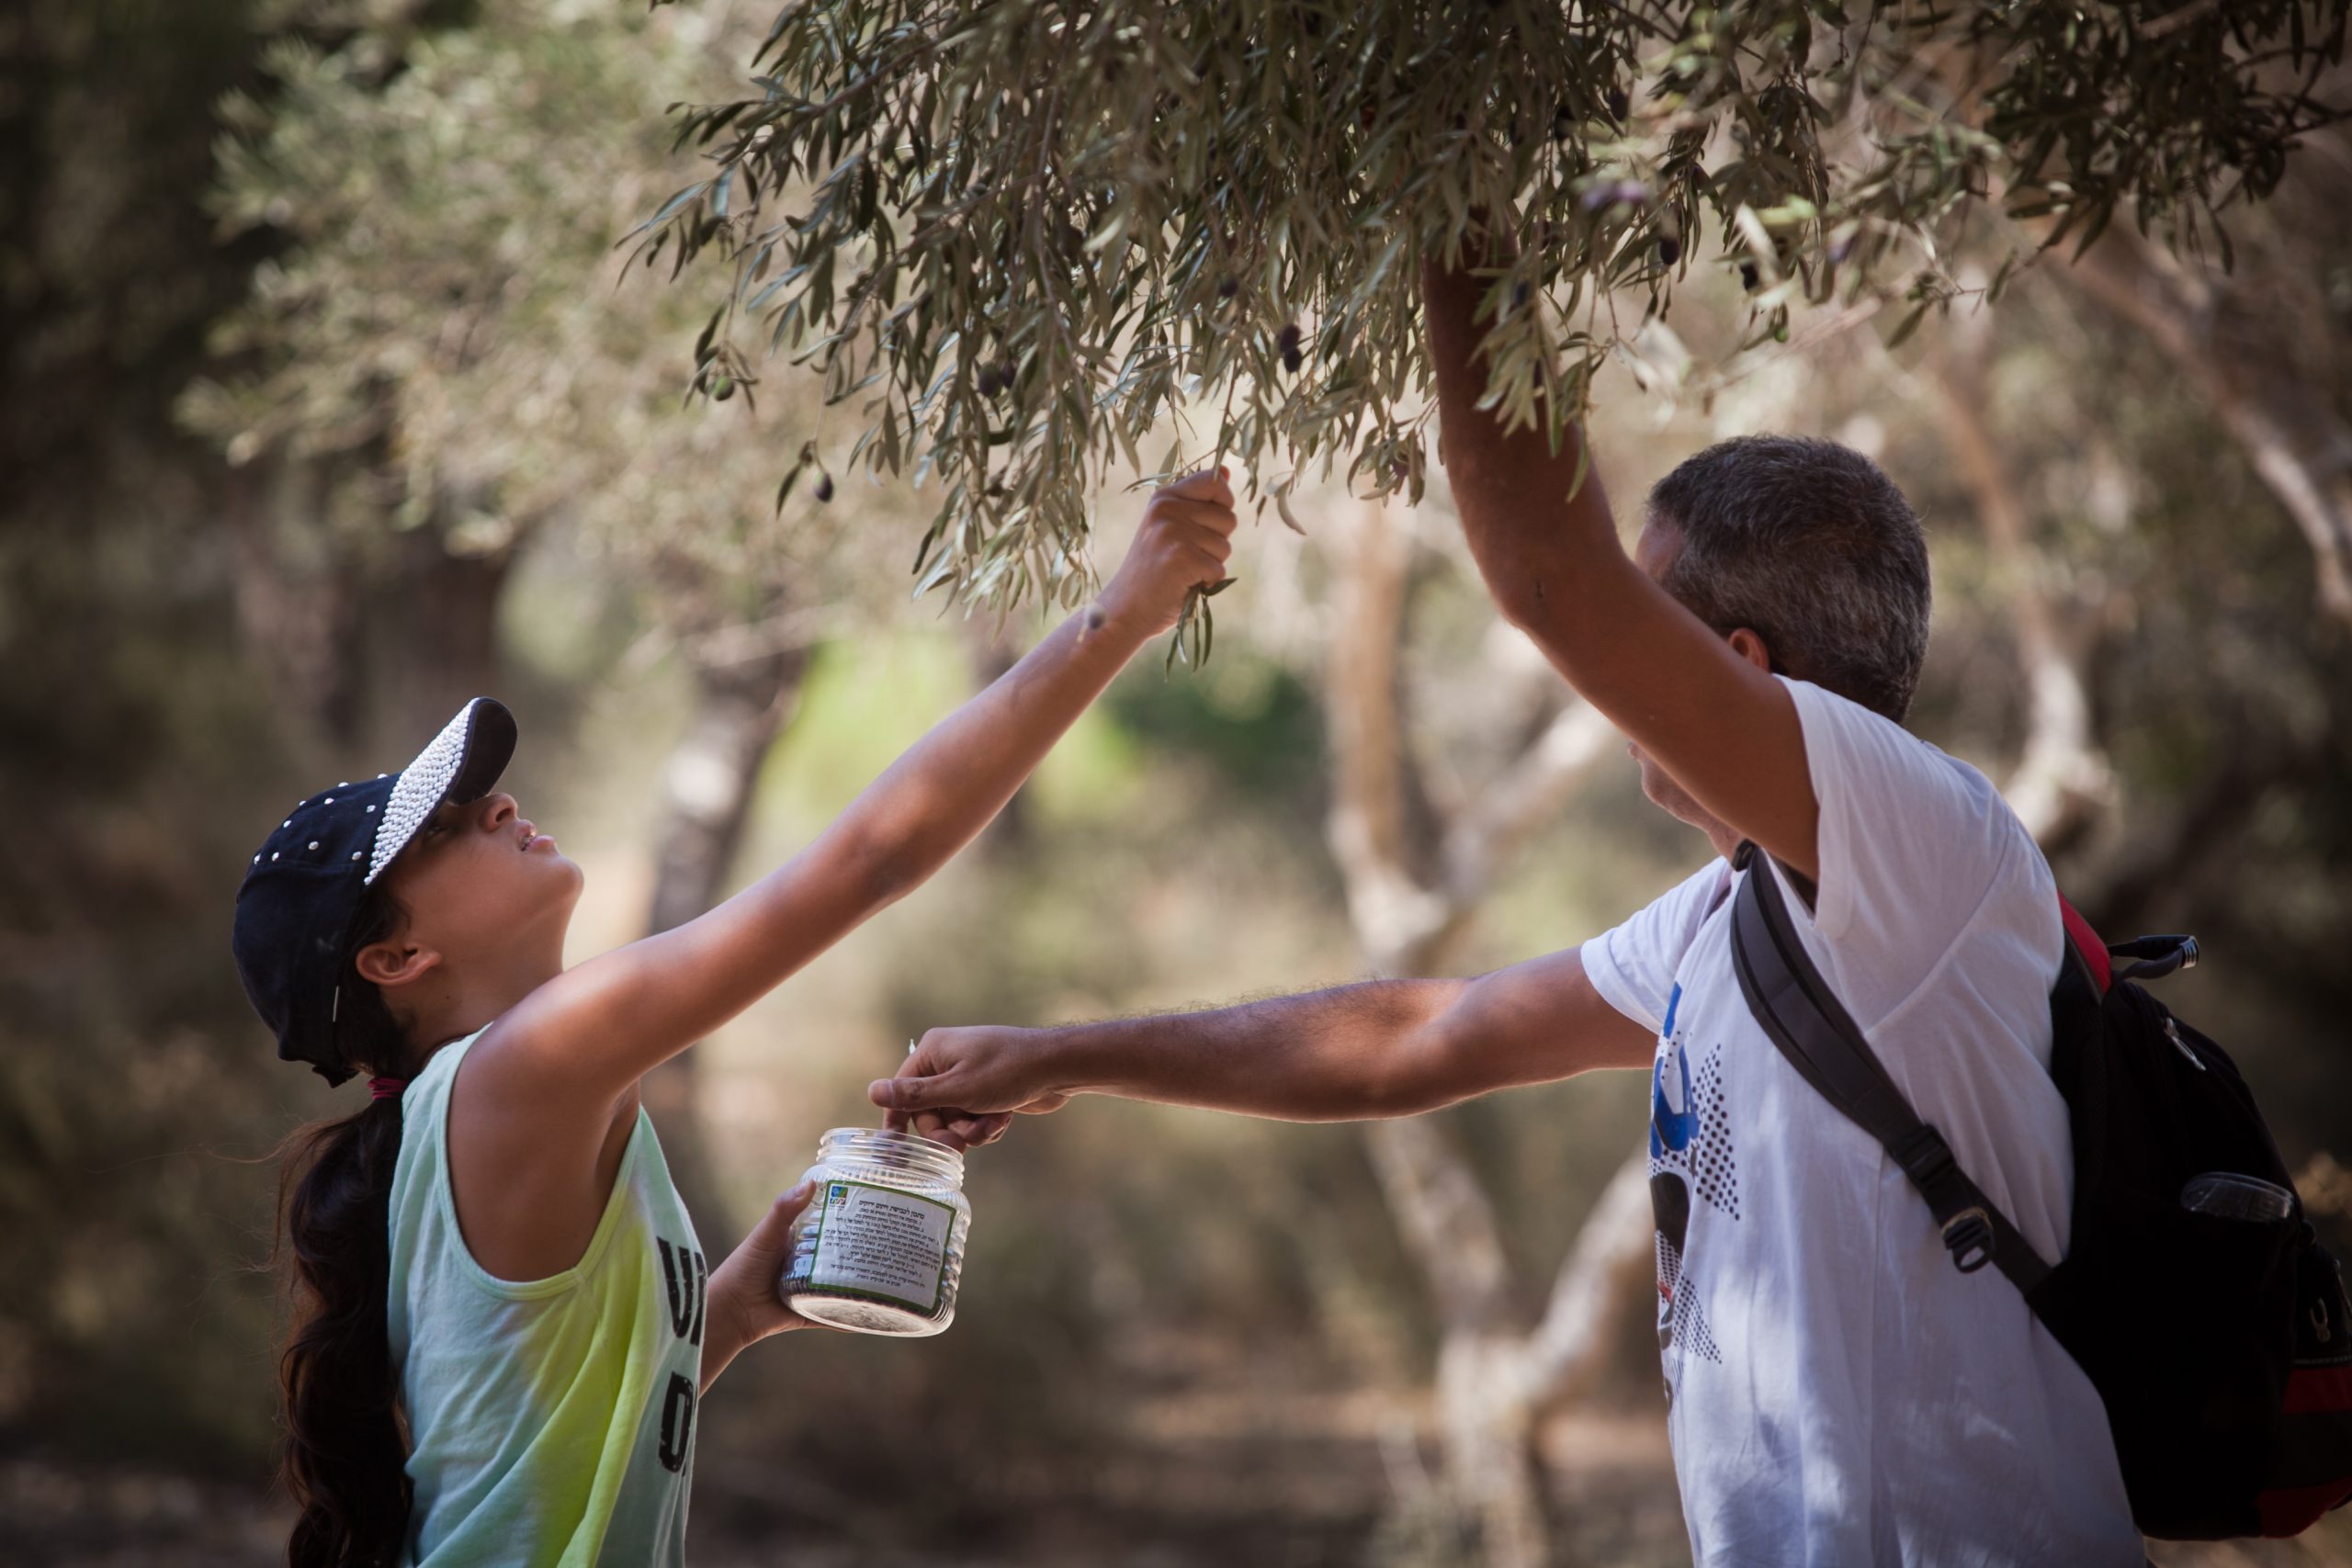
[[869, 1072, 955, 1112], [946, 1113, 1012, 1147]]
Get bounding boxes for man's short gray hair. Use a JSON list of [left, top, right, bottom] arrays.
[[1647, 435, 1931, 723]]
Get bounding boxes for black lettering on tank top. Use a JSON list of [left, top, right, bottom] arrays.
[[657, 1371, 695, 1473], [657, 1237, 707, 1344]]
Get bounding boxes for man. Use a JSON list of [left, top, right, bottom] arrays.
[[870, 250, 2142, 1563]]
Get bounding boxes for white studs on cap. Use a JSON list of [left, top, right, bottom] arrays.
[[308, 840, 321, 851], [367, 698, 490, 886], [350, 852, 362, 862]]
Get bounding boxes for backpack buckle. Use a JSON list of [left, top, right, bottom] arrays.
[[2109, 934, 2199, 983], [1942, 1207, 1995, 1273]]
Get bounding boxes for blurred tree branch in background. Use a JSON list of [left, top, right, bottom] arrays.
[[1322, 498, 1646, 1568], [1928, 277, 2115, 855], [2067, 199, 2352, 623]]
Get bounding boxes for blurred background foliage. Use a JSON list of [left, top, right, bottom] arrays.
[[2, 2, 2349, 1564]]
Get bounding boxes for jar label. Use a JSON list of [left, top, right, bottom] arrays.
[[805, 1180, 955, 1314]]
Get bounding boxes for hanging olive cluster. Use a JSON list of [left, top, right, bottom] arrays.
[[639, 0, 2346, 658]]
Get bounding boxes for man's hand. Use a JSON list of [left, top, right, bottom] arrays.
[[700, 1180, 823, 1393], [1095, 468, 1238, 637], [872, 1026, 1075, 1150]]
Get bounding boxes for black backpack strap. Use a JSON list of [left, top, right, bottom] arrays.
[[1727, 842, 2053, 1294]]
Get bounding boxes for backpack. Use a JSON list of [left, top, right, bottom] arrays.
[[1726, 841, 2352, 1540]]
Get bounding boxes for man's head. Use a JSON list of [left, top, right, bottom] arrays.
[[1629, 435, 1931, 829]]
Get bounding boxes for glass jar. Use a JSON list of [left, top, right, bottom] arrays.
[[778, 1127, 971, 1337]]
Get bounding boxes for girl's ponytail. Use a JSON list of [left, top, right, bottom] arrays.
[[274, 884, 413, 1567]]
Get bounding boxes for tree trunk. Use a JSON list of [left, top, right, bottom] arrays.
[[222, 455, 365, 741], [637, 631, 813, 1240], [1320, 500, 1650, 1568], [223, 462, 517, 751], [376, 522, 514, 749]]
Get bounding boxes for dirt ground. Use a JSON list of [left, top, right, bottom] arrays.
[[13, 1408, 2352, 1567]]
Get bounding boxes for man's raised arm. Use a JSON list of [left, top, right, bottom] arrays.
[[1421, 246, 1820, 879], [868, 944, 1653, 1143]]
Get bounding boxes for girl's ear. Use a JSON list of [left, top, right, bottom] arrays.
[[355, 937, 443, 991]]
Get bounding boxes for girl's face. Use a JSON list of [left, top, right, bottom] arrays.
[[380, 790, 582, 966]]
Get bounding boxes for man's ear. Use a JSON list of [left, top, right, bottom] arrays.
[[1725, 626, 1775, 674], [355, 936, 442, 992]]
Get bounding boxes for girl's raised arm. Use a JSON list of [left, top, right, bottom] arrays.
[[486, 468, 1237, 1107]]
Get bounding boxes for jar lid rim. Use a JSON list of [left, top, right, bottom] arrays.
[[816, 1125, 967, 1173]]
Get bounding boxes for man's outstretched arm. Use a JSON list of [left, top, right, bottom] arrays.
[[1421, 249, 1820, 879], [868, 944, 1653, 1140]]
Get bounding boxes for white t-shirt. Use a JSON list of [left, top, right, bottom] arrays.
[[1579, 677, 2142, 1566]]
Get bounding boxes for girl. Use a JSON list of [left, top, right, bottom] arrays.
[[232, 470, 1238, 1567]]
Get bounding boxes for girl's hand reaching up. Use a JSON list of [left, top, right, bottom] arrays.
[[1095, 468, 1239, 637]]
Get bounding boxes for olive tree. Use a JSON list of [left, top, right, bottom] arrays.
[[646, 0, 2345, 640]]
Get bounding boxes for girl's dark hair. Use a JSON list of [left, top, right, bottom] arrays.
[[275, 881, 415, 1567]]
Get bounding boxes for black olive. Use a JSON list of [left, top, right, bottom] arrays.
[[814, 474, 835, 502], [1552, 105, 1574, 141], [1740, 262, 1760, 291], [976, 364, 1008, 398], [1658, 234, 1681, 265], [1217, 276, 1238, 299], [1277, 322, 1302, 352], [1510, 282, 1531, 313], [1282, 347, 1304, 374], [1606, 87, 1631, 123]]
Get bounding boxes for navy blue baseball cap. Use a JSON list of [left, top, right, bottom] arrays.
[[232, 697, 518, 1086]]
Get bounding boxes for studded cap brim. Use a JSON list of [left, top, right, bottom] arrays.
[[366, 697, 519, 885]]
